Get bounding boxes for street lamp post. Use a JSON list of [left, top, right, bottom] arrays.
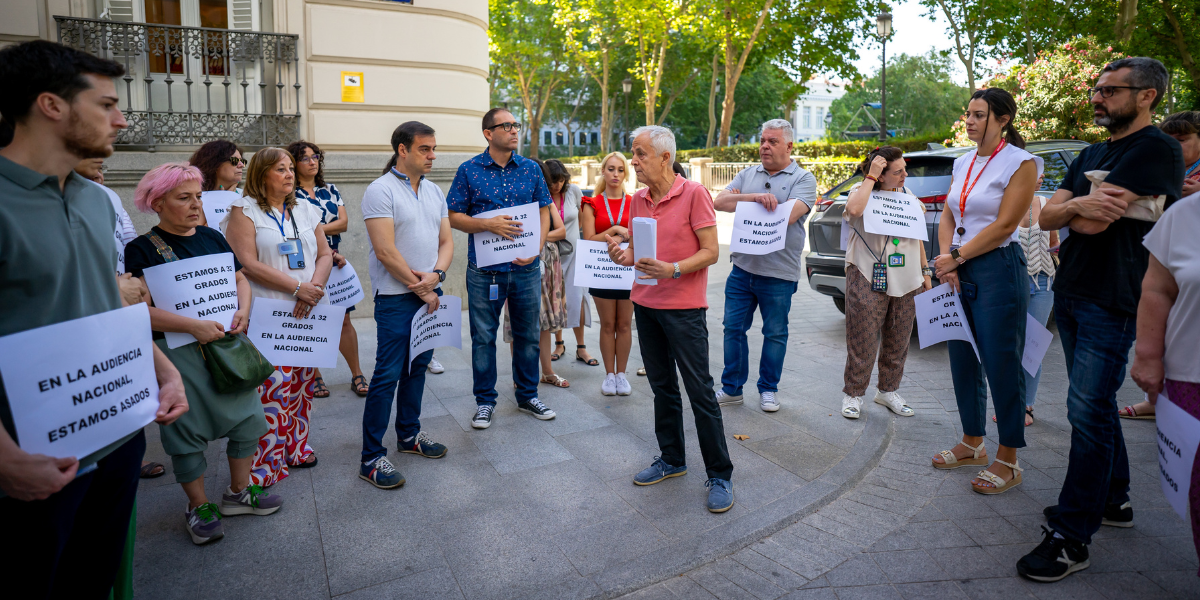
[[622, 78, 632, 148], [877, 11, 892, 144]]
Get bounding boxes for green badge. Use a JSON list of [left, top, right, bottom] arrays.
[[888, 253, 905, 267]]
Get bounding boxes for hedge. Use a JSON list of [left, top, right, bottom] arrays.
[[556, 132, 953, 164]]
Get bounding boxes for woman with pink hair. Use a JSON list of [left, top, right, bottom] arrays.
[[125, 162, 283, 546]]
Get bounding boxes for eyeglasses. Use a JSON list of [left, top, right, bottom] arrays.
[[1087, 86, 1149, 98], [227, 156, 246, 167], [297, 154, 323, 164], [487, 122, 522, 132]]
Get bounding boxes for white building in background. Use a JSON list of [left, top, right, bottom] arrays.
[[792, 79, 846, 142]]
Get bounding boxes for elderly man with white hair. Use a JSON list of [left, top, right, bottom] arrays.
[[605, 125, 734, 513], [712, 119, 817, 412]]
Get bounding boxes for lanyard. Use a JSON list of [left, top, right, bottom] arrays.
[[266, 206, 300, 240], [958, 138, 1007, 225], [603, 194, 628, 229], [1186, 157, 1200, 179]]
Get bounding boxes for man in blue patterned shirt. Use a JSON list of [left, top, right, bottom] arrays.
[[448, 108, 554, 429]]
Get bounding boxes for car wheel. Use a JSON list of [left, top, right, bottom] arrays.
[[833, 297, 846, 314]]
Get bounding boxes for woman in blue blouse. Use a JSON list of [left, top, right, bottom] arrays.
[[288, 140, 368, 398]]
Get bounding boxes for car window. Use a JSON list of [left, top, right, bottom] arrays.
[[903, 159, 954, 178], [1038, 152, 1070, 191], [825, 174, 864, 199]]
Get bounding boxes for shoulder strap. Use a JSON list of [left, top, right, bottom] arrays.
[[147, 230, 179, 262]]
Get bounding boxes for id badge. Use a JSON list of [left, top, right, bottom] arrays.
[[888, 252, 905, 267], [871, 263, 888, 293], [489, 284, 499, 301], [278, 240, 305, 270]]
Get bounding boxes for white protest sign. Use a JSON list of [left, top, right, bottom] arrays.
[[730, 200, 796, 255], [863, 190, 928, 241], [913, 283, 979, 360], [632, 217, 658, 286], [1155, 393, 1199, 520], [1021, 313, 1054, 376], [0, 304, 159, 460], [142, 253, 239, 348], [840, 216, 851, 250], [248, 298, 345, 368], [408, 295, 463, 373], [327, 262, 365, 307], [472, 202, 540, 267], [202, 190, 241, 232], [574, 240, 634, 290]]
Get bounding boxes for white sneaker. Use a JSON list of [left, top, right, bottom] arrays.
[[716, 389, 743, 406], [841, 395, 864, 419], [601, 373, 617, 396], [874, 390, 915, 416], [760, 391, 780, 412], [615, 373, 632, 396], [427, 357, 445, 374]]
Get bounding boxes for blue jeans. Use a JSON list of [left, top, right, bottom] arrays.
[[948, 244, 1028, 449], [720, 265, 797, 396], [1024, 273, 1054, 407], [361, 290, 439, 463], [466, 261, 541, 406], [1048, 295, 1134, 544]]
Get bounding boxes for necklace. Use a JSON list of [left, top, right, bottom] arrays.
[[956, 139, 1007, 236]]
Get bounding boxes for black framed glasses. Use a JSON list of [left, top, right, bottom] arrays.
[[1087, 85, 1148, 98], [227, 156, 247, 167], [487, 122, 522, 132]]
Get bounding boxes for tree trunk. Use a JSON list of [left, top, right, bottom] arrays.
[[706, 53, 719, 148], [1114, 0, 1139, 43], [716, 0, 773, 145]]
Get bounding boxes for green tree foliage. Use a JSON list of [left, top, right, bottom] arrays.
[[660, 61, 794, 149], [489, 0, 569, 158], [829, 51, 968, 139]]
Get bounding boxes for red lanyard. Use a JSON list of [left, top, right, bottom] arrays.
[[958, 138, 1007, 223]]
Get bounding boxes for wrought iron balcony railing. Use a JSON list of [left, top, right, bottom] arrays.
[[55, 16, 301, 150]]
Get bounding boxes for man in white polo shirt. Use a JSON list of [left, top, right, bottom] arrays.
[[713, 119, 817, 412], [358, 121, 454, 489]]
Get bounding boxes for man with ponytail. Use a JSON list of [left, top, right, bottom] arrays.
[[1018, 57, 1184, 583], [357, 121, 454, 489]]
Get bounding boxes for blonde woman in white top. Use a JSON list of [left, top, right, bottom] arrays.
[[840, 146, 931, 420], [930, 88, 1043, 495], [223, 147, 333, 485]]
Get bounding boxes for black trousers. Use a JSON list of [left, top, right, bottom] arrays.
[[634, 303, 733, 481], [1, 430, 145, 599]]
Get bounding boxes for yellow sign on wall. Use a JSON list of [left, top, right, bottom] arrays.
[[341, 72, 364, 103]]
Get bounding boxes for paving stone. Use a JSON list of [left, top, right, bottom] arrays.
[[690, 565, 757, 599], [1076, 571, 1173, 600], [870, 549, 953, 583], [779, 589, 838, 600], [894, 581, 967, 599], [1142, 570, 1200, 599], [902, 520, 977, 549], [661, 574, 719, 599], [825, 554, 890, 587], [928, 545, 1012, 580], [957, 516, 1038, 546], [711, 556, 788, 600], [334, 567, 464, 600], [742, 431, 846, 481], [553, 511, 667, 577], [731, 548, 810, 591], [830, 584, 904, 600]]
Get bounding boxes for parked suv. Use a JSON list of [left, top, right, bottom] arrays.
[[803, 140, 1089, 313]]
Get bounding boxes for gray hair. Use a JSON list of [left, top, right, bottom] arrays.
[[1102, 57, 1169, 110], [760, 119, 794, 143], [630, 125, 676, 165]]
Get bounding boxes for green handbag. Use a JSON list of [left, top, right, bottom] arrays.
[[199, 333, 276, 394]]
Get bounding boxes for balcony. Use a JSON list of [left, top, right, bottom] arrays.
[[55, 16, 301, 151]]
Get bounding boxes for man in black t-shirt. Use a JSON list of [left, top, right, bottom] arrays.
[[1017, 58, 1184, 583]]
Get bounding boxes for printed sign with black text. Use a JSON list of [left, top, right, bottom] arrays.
[[142, 252, 240, 348], [248, 298, 345, 368]]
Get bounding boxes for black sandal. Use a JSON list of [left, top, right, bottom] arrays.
[[575, 345, 599, 366], [313, 377, 330, 398], [551, 340, 566, 361], [139, 461, 165, 479], [352, 375, 369, 397]]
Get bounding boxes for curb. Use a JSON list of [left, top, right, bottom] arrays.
[[580, 408, 895, 599]]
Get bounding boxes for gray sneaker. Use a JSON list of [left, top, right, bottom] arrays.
[[185, 502, 224, 545], [715, 389, 743, 406], [221, 484, 284, 516]]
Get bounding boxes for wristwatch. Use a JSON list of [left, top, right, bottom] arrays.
[[950, 248, 966, 265], [672, 262, 681, 279], [922, 267, 933, 277], [433, 269, 446, 283]]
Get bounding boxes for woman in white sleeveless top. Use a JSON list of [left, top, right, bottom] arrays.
[[930, 89, 1043, 496], [223, 147, 333, 486]]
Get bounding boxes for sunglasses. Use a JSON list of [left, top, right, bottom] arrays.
[[487, 122, 522, 132], [227, 156, 246, 167]]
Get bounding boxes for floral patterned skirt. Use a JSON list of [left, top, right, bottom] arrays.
[[504, 243, 567, 341], [250, 365, 316, 486]]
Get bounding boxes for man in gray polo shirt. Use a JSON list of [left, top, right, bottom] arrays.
[[358, 121, 455, 489], [0, 40, 187, 596], [713, 119, 817, 412]]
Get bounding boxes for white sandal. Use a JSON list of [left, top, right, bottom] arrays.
[[933, 440, 988, 470], [972, 459, 1023, 495]]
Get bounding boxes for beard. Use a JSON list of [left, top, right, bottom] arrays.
[[63, 109, 114, 159], [1093, 97, 1138, 133]]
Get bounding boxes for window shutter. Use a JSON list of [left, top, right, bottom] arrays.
[[101, 0, 136, 21], [228, 0, 257, 31]]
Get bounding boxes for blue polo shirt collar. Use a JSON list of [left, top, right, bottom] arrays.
[[754, 159, 799, 176]]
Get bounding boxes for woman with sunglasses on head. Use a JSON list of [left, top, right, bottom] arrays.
[[930, 88, 1043, 495], [287, 140, 366, 399], [189, 140, 245, 227]]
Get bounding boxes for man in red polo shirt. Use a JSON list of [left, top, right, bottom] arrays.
[[606, 125, 734, 513]]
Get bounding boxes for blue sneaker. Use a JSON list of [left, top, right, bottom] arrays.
[[633, 457, 687, 486], [400, 431, 447, 459], [706, 478, 734, 513], [359, 456, 405, 489]]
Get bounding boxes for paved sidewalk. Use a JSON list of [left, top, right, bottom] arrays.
[[130, 250, 1196, 599]]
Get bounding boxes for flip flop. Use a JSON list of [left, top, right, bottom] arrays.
[[139, 461, 165, 479], [352, 375, 369, 397], [313, 377, 330, 398], [293, 455, 319, 469], [1118, 405, 1155, 420], [551, 340, 566, 361], [575, 345, 599, 366]]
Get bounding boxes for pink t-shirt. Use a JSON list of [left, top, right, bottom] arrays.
[[630, 175, 717, 310]]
